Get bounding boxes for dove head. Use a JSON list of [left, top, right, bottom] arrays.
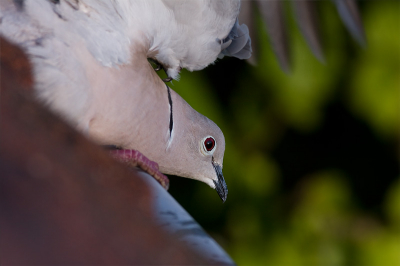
[[157, 87, 227, 202], [76, 44, 228, 202]]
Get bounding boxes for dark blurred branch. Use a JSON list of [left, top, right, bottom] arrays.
[[241, 0, 365, 70]]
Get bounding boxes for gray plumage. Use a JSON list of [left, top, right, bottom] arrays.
[[219, 19, 252, 60], [0, 0, 240, 201]]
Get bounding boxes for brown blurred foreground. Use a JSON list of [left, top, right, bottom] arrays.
[[0, 37, 211, 264]]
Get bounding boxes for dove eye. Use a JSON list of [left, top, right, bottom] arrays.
[[201, 136, 216, 155], [205, 137, 215, 151]]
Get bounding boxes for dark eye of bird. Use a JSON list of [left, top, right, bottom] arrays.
[[204, 137, 215, 151]]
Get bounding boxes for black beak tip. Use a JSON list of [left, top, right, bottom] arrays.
[[212, 161, 228, 203], [220, 192, 228, 203], [213, 179, 228, 203]]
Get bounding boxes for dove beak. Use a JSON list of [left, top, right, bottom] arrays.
[[212, 161, 228, 202]]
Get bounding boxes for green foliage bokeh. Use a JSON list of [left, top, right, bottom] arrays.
[[165, 1, 399, 265]]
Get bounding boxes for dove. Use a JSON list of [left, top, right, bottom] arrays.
[[0, 0, 252, 202], [0, 0, 364, 203]]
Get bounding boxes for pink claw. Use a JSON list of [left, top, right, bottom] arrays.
[[109, 149, 169, 190]]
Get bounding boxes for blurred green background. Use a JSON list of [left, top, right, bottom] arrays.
[[164, 1, 399, 265]]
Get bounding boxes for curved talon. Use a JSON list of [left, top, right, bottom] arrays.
[[149, 59, 162, 71], [102, 145, 122, 150], [149, 59, 173, 82]]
